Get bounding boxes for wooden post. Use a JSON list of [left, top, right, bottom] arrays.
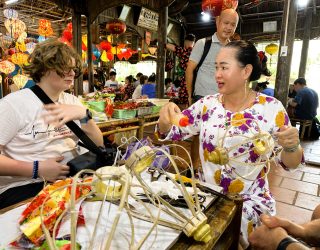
[[156, 6, 168, 98], [87, 19, 95, 93], [72, 10, 83, 96], [274, 0, 298, 107], [298, 7, 313, 78]]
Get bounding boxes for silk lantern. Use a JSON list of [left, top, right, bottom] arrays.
[[13, 74, 28, 89], [3, 9, 18, 19], [0, 60, 15, 74], [106, 19, 126, 35], [11, 52, 28, 66], [38, 19, 53, 37], [202, 0, 238, 17], [5, 19, 26, 39], [265, 43, 279, 56]]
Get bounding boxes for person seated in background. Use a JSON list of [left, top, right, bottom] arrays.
[[141, 73, 156, 98], [288, 83, 297, 98], [132, 75, 148, 99], [166, 79, 180, 99], [288, 77, 318, 120], [288, 77, 319, 139], [255, 81, 274, 97], [134, 72, 143, 88], [123, 75, 136, 101], [165, 78, 173, 93], [249, 204, 320, 249], [0, 39, 104, 209], [105, 70, 118, 88]]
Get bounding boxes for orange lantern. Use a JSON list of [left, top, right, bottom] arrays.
[[106, 19, 126, 35], [100, 41, 112, 51], [38, 19, 53, 37], [13, 74, 28, 89], [202, 0, 238, 17], [0, 60, 15, 74], [11, 52, 29, 66]]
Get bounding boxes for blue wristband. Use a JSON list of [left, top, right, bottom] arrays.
[[32, 161, 39, 179]]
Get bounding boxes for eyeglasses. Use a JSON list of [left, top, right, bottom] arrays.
[[64, 67, 82, 79]]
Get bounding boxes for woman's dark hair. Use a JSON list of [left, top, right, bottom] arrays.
[[148, 73, 156, 82], [256, 81, 269, 91], [225, 40, 262, 82], [140, 75, 148, 85], [258, 51, 271, 76], [185, 34, 196, 42], [173, 79, 181, 88], [165, 77, 172, 86], [23, 39, 82, 83], [125, 75, 134, 84]]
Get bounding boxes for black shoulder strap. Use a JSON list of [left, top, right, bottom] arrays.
[[30, 85, 103, 155], [197, 36, 212, 71], [192, 36, 212, 96]]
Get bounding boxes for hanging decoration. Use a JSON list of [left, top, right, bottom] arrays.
[[3, 9, 18, 19], [26, 42, 37, 54], [38, 19, 54, 38], [106, 19, 126, 35], [202, 0, 238, 17], [265, 43, 279, 66], [0, 60, 15, 74], [13, 74, 28, 89], [265, 43, 279, 56], [61, 23, 73, 43], [11, 52, 29, 66], [4, 19, 26, 40]]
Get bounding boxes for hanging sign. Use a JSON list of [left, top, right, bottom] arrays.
[[137, 7, 159, 31]]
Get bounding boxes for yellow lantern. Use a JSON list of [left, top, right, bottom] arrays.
[[11, 52, 29, 66], [101, 50, 109, 62], [265, 43, 279, 56], [13, 74, 28, 89], [82, 34, 87, 47], [0, 60, 15, 74]]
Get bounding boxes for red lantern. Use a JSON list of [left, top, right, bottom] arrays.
[[106, 19, 126, 35], [107, 52, 114, 61], [117, 53, 124, 60], [63, 30, 73, 42], [123, 50, 132, 61], [202, 0, 238, 17], [100, 41, 112, 51]]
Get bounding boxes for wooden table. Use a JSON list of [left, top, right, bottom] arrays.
[[97, 113, 159, 139], [171, 195, 243, 250]]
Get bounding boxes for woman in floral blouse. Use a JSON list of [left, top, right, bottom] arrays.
[[166, 34, 195, 106], [158, 40, 303, 248], [123, 75, 135, 101]]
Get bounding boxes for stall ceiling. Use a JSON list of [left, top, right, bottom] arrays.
[[0, 0, 319, 43]]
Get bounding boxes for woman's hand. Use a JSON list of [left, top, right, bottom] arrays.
[[274, 125, 300, 149], [38, 156, 70, 182], [158, 102, 181, 133], [42, 103, 86, 128]]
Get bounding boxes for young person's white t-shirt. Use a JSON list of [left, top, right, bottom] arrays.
[[0, 88, 84, 193]]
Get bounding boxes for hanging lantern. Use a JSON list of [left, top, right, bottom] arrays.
[[101, 50, 109, 62], [100, 41, 112, 51], [62, 30, 73, 42], [26, 42, 36, 54], [4, 19, 26, 39], [202, 0, 238, 17], [82, 34, 87, 47], [3, 9, 18, 19], [15, 42, 27, 52], [17, 31, 27, 43], [13, 74, 28, 89], [11, 52, 29, 66], [0, 60, 15, 74], [107, 51, 114, 61], [106, 19, 126, 35], [38, 19, 53, 37], [265, 43, 279, 56]]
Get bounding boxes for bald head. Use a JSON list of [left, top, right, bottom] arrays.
[[216, 9, 239, 44]]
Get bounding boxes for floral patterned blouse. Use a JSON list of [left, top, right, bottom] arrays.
[[163, 92, 295, 246]]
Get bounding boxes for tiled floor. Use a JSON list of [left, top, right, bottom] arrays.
[[268, 139, 320, 224], [145, 126, 320, 225]]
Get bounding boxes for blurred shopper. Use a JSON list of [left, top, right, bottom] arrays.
[[166, 33, 196, 107], [132, 75, 148, 99], [123, 75, 135, 101], [105, 70, 118, 88], [141, 73, 156, 98]]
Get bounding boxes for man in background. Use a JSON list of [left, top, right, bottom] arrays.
[[105, 70, 118, 88], [185, 8, 239, 171]]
